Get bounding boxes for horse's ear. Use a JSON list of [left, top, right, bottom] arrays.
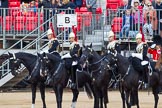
[[8, 52, 13, 58], [90, 43, 92, 48], [42, 52, 46, 57]]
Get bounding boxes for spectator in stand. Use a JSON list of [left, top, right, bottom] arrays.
[[131, 0, 143, 31], [58, 0, 77, 14], [154, 0, 162, 37], [51, 0, 62, 14], [131, 0, 151, 7], [143, 1, 157, 40], [119, 9, 134, 40], [117, 0, 131, 17], [20, 2, 29, 14], [131, 0, 140, 7], [61, 0, 77, 9], [73, 0, 83, 9], [142, 0, 151, 10], [51, 0, 61, 8], [30, 1, 37, 14], [0, 0, 8, 16], [86, 0, 97, 31], [38, 0, 52, 32]]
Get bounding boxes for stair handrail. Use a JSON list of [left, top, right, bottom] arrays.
[[0, 29, 66, 79], [0, 16, 55, 56]]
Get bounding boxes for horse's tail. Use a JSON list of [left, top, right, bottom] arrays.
[[84, 83, 93, 99]]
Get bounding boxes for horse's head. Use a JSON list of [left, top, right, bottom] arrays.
[[104, 49, 118, 67], [38, 52, 50, 77], [79, 43, 95, 68], [8, 52, 22, 76]]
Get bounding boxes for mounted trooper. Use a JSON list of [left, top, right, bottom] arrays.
[[47, 28, 60, 58], [131, 33, 149, 84], [107, 30, 121, 88], [61, 31, 81, 89], [107, 30, 121, 53]]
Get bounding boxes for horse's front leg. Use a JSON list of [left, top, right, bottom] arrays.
[[31, 83, 37, 108], [119, 84, 126, 108], [103, 86, 108, 108], [100, 94, 103, 108], [152, 87, 159, 108], [71, 88, 79, 108], [93, 87, 100, 108], [130, 86, 139, 108], [125, 89, 131, 108], [54, 84, 64, 108], [39, 82, 46, 108]]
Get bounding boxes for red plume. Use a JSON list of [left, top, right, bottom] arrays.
[[50, 23, 56, 38], [72, 26, 78, 42], [140, 26, 145, 42]]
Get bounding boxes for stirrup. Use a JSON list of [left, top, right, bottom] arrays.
[[70, 83, 77, 89], [108, 79, 115, 88], [138, 80, 144, 89]]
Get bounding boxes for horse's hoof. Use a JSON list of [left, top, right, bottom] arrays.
[[71, 102, 76, 108]]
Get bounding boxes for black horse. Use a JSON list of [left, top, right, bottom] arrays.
[[37, 52, 93, 108], [8, 52, 47, 108], [79, 43, 112, 108], [104, 50, 141, 108]]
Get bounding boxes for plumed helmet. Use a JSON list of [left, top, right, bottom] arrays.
[[108, 30, 114, 38], [69, 32, 75, 38], [136, 33, 142, 39], [47, 29, 53, 35]]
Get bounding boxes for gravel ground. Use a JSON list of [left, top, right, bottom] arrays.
[[0, 89, 162, 108]]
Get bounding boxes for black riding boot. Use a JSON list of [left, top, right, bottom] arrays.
[[70, 65, 77, 89], [142, 66, 149, 89]]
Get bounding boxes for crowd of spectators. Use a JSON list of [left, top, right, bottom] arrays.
[[116, 0, 162, 41], [1, 0, 162, 41]]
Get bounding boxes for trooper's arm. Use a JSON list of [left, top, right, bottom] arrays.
[[70, 44, 80, 57], [48, 40, 59, 53], [143, 44, 148, 59], [115, 43, 121, 54]]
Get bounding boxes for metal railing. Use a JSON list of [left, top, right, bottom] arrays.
[[0, 15, 55, 79], [0, 8, 104, 48], [105, 8, 162, 40]]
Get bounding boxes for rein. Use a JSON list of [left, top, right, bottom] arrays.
[[120, 65, 131, 81], [52, 62, 63, 77], [89, 56, 106, 66], [28, 58, 40, 78], [10, 54, 36, 75]]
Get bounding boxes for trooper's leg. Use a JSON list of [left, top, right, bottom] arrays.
[[142, 64, 149, 83], [71, 65, 77, 89], [141, 64, 149, 89]]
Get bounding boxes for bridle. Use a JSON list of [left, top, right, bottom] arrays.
[[40, 54, 63, 78], [106, 50, 133, 82], [40, 55, 50, 77], [9, 53, 22, 74], [81, 51, 109, 74]]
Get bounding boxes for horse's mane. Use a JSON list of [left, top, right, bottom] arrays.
[[117, 54, 130, 65], [155, 54, 162, 69], [46, 53, 61, 63], [93, 50, 101, 58]]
